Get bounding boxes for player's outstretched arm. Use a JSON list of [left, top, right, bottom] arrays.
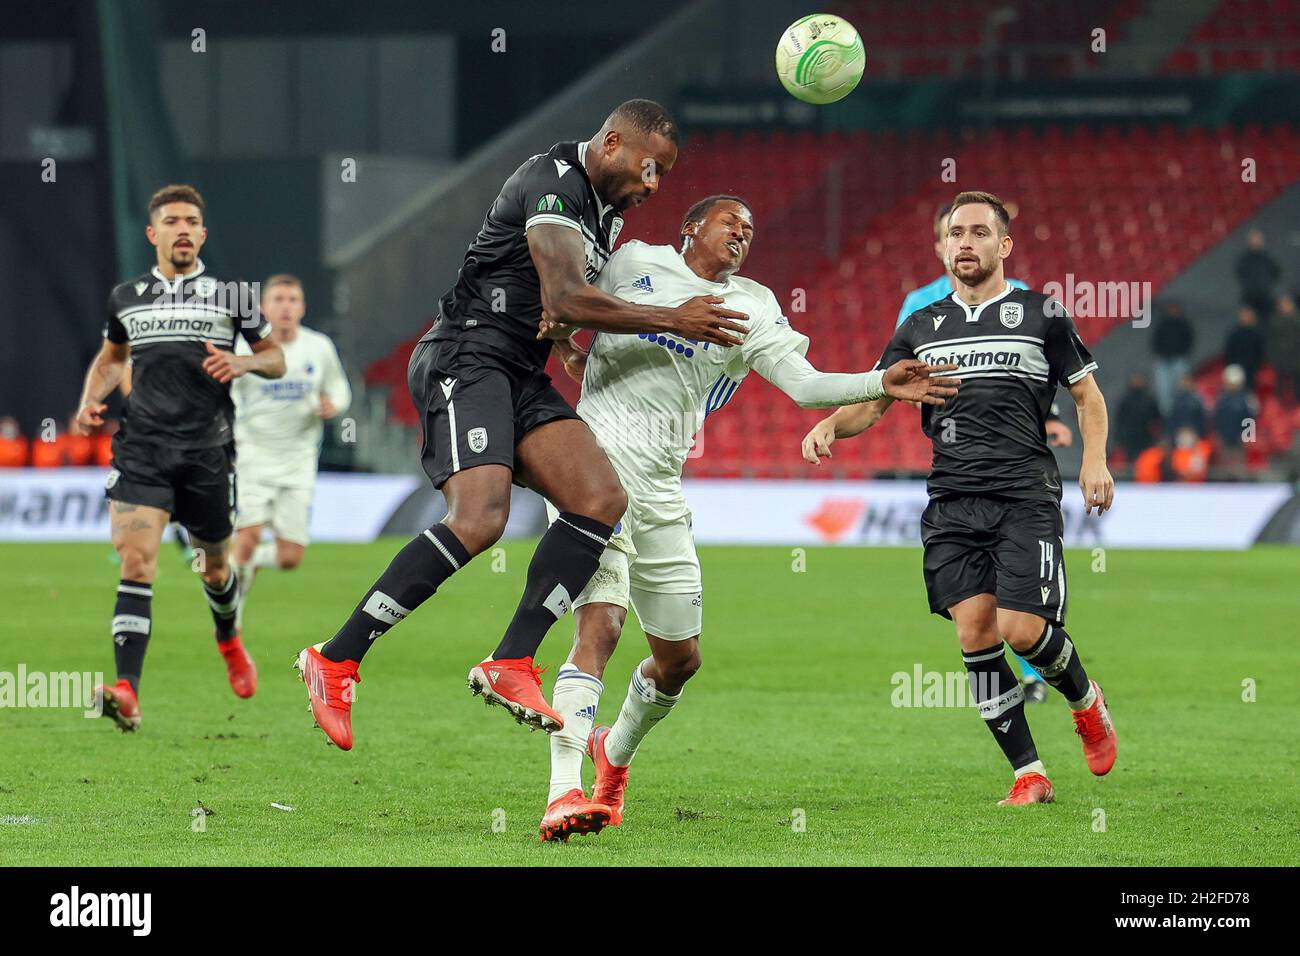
[[527, 224, 747, 346], [763, 353, 959, 410], [201, 338, 285, 384], [73, 339, 130, 435], [1069, 372, 1114, 515]]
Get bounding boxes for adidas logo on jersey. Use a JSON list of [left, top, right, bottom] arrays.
[[632, 274, 654, 293]]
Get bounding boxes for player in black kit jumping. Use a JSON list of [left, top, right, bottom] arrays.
[[297, 100, 751, 750], [802, 191, 1119, 806]]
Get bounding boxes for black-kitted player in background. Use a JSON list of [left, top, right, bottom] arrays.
[[803, 191, 1118, 805], [74, 184, 285, 730], [296, 99, 751, 750]]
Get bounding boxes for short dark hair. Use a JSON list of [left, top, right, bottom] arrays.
[[949, 190, 1010, 236], [933, 202, 953, 241], [679, 194, 751, 242], [609, 99, 679, 145], [148, 184, 205, 219]]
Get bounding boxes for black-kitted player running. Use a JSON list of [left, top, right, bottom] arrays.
[[297, 99, 750, 750], [74, 184, 285, 730], [802, 191, 1118, 805]]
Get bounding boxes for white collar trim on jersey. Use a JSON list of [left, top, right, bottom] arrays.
[[952, 280, 1013, 323], [151, 257, 206, 286]]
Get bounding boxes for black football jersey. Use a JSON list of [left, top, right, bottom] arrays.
[[429, 140, 624, 371], [875, 286, 1097, 502], [104, 260, 270, 449]]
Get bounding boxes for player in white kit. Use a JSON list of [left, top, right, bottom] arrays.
[[231, 275, 351, 627], [535, 196, 961, 840]]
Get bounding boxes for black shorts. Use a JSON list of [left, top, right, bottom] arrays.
[[106, 436, 237, 542], [408, 338, 579, 489], [920, 495, 1067, 623]]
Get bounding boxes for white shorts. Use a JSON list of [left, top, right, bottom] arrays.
[[545, 501, 702, 641], [236, 479, 313, 546]]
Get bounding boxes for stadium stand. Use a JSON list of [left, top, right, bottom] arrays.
[[362, 121, 1300, 478], [1163, 0, 1300, 74]]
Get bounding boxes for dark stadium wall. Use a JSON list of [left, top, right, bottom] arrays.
[[0, 162, 117, 439], [0, 0, 116, 438]]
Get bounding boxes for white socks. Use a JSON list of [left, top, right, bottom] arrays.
[[234, 563, 253, 630], [234, 543, 279, 630], [253, 541, 279, 568], [604, 659, 681, 767], [548, 664, 603, 803]]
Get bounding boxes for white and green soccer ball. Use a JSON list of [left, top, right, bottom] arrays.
[[774, 14, 865, 105]]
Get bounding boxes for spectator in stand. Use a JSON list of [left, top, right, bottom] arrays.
[[0, 416, 28, 467], [1165, 373, 1206, 438], [1213, 364, 1255, 477], [1151, 300, 1194, 416], [1268, 293, 1300, 401], [1235, 228, 1281, 322], [1223, 305, 1265, 389], [1169, 426, 1212, 482], [1115, 371, 1162, 462]]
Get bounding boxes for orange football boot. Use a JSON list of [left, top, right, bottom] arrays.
[[295, 642, 360, 750], [998, 771, 1055, 806], [587, 725, 630, 825], [1072, 680, 1117, 775], [538, 789, 612, 842], [218, 633, 257, 699], [92, 679, 141, 732], [467, 657, 563, 732]]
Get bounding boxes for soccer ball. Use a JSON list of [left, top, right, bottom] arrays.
[[774, 14, 865, 105]]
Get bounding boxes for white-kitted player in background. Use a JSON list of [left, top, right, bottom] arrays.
[[231, 274, 351, 628], [534, 195, 960, 841]]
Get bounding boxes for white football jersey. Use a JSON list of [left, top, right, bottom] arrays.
[[232, 325, 352, 485], [579, 240, 808, 521]]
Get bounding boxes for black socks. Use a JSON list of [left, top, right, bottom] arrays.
[[963, 642, 1038, 771], [492, 512, 612, 660], [321, 524, 471, 664], [112, 580, 153, 693]]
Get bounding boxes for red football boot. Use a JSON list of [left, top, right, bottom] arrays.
[[1072, 680, 1117, 775], [92, 679, 141, 732], [538, 789, 612, 843], [998, 771, 1055, 806], [587, 725, 629, 825], [467, 657, 564, 733], [218, 633, 257, 699], [295, 642, 360, 750]]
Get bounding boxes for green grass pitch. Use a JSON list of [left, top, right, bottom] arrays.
[[2, 540, 1297, 866]]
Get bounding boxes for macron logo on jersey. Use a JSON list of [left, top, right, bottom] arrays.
[[632, 274, 654, 294]]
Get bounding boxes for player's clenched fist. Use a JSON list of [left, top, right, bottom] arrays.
[[72, 402, 107, 436], [668, 295, 748, 347], [881, 360, 961, 405]]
